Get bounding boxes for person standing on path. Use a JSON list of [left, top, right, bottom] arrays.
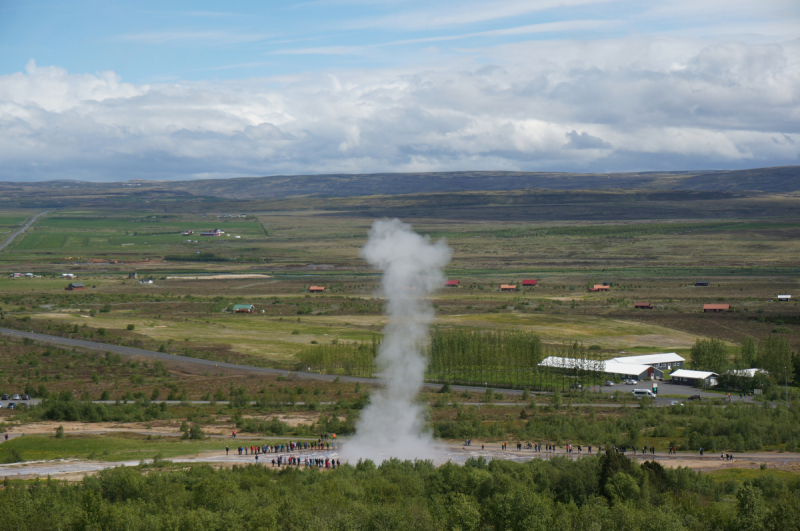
[[226, 446, 229, 455]]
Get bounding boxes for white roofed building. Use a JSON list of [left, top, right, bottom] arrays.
[[538, 356, 663, 381], [611, 352, 685, 370], [670, 369, 718, 387]]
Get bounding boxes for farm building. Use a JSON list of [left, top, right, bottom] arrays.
[[309, 286, 325, 293], [499, 284, 518, 291], [778, 295, 791, 302], [233, 304, 256, 313], [445, 280, 459, 287], [589, 285, 610, 292], [65, 283, 85, 291], [695, 281, 710, 287], [634, 302, 652, 309], [670, 369, 718, 387], [200, 229, 224, 236], [522, 279, 537, 286], [182, 230, 194, 235], [611, 353, 685, 370], [61, 273, 76, 279], [538, 356, 663, 381], [703, 303, 730, 313]]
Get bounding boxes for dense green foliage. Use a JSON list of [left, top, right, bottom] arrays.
[[690, 338, 729, 373], [297, 330, 609, 390], [434, 402, 800, 452], [296, 336, 380, 377], [1, 452, 799, 530]]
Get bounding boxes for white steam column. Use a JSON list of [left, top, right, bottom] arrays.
[[341, 219, 451, 463]]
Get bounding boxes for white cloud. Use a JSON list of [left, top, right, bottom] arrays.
[[0, 35, 798, 181]]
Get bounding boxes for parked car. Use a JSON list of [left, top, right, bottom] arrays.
[[604, 381, 614, 386], [1, 394, 9, 400], [687, 395, 702, 401], [12, 394, 21, 400], [626, 380, 638, 385], [21, 394, 30, 400], [670, 401, 684, 406], [7, 402, 15, 409]]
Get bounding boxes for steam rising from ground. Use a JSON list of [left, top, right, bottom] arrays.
[[341, 219, 451, 463]]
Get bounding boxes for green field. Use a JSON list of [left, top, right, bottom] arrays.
[[2, 433, 235, 462]]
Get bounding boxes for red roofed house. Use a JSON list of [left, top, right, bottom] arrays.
[[589, 285, 610, 292], [445, 280, 459, 287], [309, 286, 325, 293], [499, 284, 518, 291], [703, 303, 730, 313], [522, 279, 537, 286], [634, 302, 652, 309]]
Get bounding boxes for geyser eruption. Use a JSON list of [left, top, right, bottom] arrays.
[[341, 219, 451, 463]]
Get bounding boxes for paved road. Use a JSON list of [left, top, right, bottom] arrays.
[[0, 211, 48, 252], [0, 327, 756, 403]]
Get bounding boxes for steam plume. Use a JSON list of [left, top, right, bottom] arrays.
[[341, 219, 451, 463]]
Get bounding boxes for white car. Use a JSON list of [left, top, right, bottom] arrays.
[[604, 381, 614, 386], [626, 380, 637, 385], [11, 394, 21, 400], [670, 401, 684, 406]]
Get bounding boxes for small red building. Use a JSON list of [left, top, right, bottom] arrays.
[[522, 279, 537, 286], [499, 284, 518, 291], [445, 280, 459, 287], [703, 303, 730, 313], [309, 286, 325, 293]]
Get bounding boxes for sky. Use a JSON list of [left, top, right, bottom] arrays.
[[0, 0, 798, 182]]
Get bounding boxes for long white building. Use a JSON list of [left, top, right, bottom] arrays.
[[610, 352, 685, 370], [538, 356, 664, 381]]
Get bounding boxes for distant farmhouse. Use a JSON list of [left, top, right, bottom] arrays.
[[233, 304, 256, 313], [309, 286, 325, 293], [522, 279, 537, 287], [445, 280, 459, 287], [695, 281, 710, 287], [589, 284, 610, 292], [703, 303, 730, 313], [634, 302, 652, 309], [65, 283, 85, 291], [200, 229, 224, 236], [778, 295, 791, 302], [499, 284, 518, 291]]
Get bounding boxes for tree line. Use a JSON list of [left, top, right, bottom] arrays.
[[0, 451, 798, 530]]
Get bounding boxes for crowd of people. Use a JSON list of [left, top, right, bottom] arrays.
[[223, 437, 342, 470], [226, 440, 337, 456]]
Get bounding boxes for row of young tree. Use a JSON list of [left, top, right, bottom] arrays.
[[0, 451, 797, 531], [296, 330, 611, 391], [690, 335, 798, 390]]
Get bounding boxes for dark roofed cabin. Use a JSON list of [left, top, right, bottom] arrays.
[[695, 281, 710, 287], [65, 283, 85, 291], [634, 302, 652, 309]]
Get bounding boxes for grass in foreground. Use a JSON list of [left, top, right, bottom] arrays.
[[1, 433, 244, 462]]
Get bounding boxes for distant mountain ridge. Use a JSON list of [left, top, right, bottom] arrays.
[[6, 165, 799, 200], [163, 166, 800, 198]]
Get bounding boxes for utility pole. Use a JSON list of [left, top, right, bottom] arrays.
[[786, 366, 789, 403]]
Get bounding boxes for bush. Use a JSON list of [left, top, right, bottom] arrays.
[[55, 425, 64, 439], [127, 324, 135, 331]]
